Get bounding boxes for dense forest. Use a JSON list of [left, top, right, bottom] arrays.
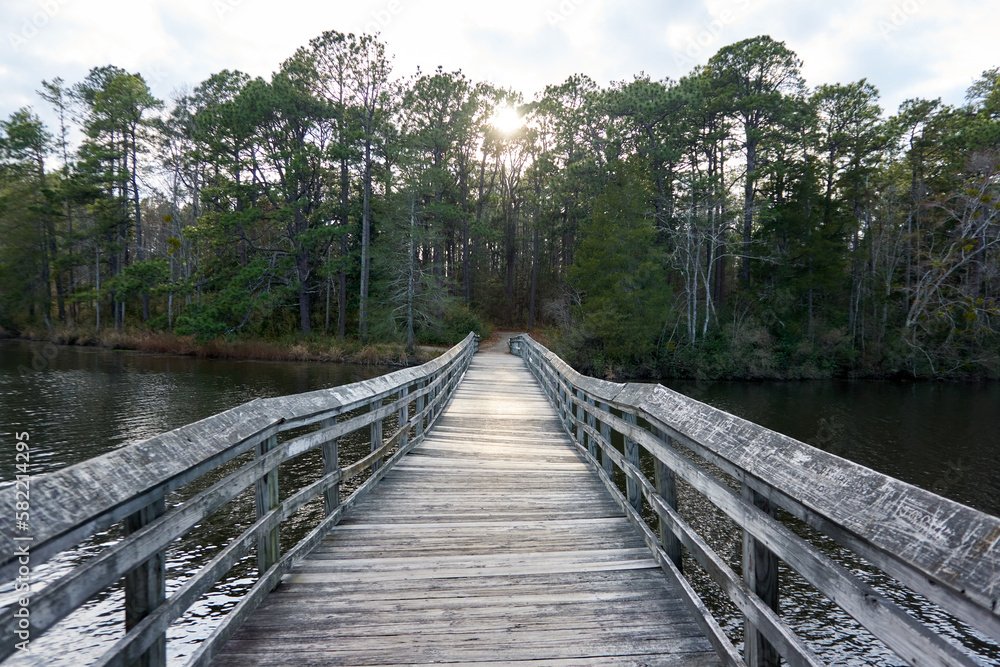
[[1, 32, 998, 379]]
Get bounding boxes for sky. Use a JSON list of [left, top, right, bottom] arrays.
[[1, 0, 997, 133]]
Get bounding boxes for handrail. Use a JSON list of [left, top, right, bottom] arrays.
[[0, 332, 479, 666], [509, 333, 1000, 667]]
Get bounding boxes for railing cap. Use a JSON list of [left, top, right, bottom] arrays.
[[0, 332, 478, 578], [513, 333, 1000, 624]]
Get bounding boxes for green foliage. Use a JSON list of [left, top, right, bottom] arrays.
[[416, 302, 491, 346], [2, 33, 998, 379], [569, 161, 671, 363], [106, 259, 169, 301], [174, 258, 282, 342]]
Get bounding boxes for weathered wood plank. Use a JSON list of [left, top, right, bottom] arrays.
[[742, 484, 780, 667], [215, 657, 719, 667], [254, 435, 279, 577], [0, 334, 479, 666], [320, 416, 339, 515], [212, 347, 721, 667], [123, 496, 166, 667], [0, 333, 478, 584], [513, 333, 1000, 666]]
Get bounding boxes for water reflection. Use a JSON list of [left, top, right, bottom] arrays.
[[665, 379, 1000, 516], [0, 340, 386, 665], [2, 341, 997, 665], [660, 378, 1000, 665]]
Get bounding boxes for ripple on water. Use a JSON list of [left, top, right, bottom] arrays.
[[3, 342, 998, 664]]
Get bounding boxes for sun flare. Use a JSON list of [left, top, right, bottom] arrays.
[[490, 106, 523, 134]]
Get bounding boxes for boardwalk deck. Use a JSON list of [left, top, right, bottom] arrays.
[[213, 345, 721, 666]]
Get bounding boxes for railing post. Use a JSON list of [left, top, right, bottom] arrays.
[[573, 388, 586, 451], [415, 379, 426, 437], [124, 495, 166, 667], [624, 412, 642, 514], [398, 385, 409, 451], [431, 374, 440, 421], [561, 377, 572, 432], [599, 402, 614, 478], [742, 484, 780, 667], [654, 430, 682, 572], [255, 434, 280, 577], [321, 417, 340, 515], [586, 396, 598, 461], [370, 397, 384, 472], [556, 374, 566, 423]]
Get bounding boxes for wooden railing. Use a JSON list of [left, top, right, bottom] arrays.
[[509, 333, 1000, 667], [0, 333, 478, 666]]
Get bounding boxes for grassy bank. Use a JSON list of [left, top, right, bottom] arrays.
[[4, 326, 446, 367]]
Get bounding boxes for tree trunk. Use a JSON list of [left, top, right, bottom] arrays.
[[359, 139, 372, 342], [297, 243, 312, 334], [742, 139, 756, 287], [463, 218, 471, 306], [529, 225, 539, 330], [407, 198, 416, 353], [339, 154, 349, 340], [95, 249, 101, 334]]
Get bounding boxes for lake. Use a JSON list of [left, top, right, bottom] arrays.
[[1, 339, 997, 665], [0, 340, 386, 665]]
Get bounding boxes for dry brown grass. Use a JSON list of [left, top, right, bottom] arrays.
[[107, 331, 197, 355], [8, 326, 446, 368], [351, 345, 384, 365]]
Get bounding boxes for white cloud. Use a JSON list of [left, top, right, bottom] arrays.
[[1, 0, 997, 130]]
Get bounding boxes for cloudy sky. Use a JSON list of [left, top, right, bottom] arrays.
[[1, 0, 996, 130]]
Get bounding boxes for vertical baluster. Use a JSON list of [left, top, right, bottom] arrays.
[[255, 434, 280, 577], [599, 402, 614, 478], [124, 495, 166, 667], [415, 378, 426, 437], [431, 373, 440, 421], [742, 484, 780, 667], [562, 377, 573, 433], [321, 417, 339, 515], [398, 385, 409, 451], [624, 412, 642, 514], [653, 429, 682, 572], [574, 388, 586, 451], [586, 396, 598, 461], [556, 374, 566, 423], [370, 397, 384, 472]]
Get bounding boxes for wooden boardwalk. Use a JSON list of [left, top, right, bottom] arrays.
[[213, 345, 721, 666]]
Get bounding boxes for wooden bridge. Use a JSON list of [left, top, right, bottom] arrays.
[[2, 333, 999, 666]]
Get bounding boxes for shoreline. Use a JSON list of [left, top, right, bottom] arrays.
[[0, 328, 447, 368]]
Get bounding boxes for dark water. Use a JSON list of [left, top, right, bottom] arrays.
[[665, 379, 1000, 517], [0, 340, 386, 665], [1, 340, 997, 665], [661, 378, 1000, 666]]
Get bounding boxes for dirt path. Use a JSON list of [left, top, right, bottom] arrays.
[[478, 330, 523, 353]]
